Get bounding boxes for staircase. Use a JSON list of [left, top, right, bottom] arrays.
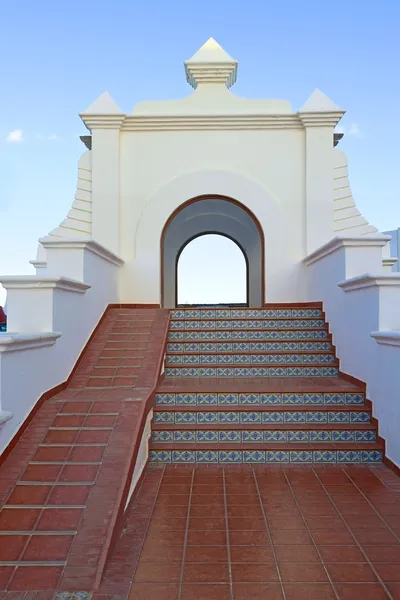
[[151, 304, 383, 464]]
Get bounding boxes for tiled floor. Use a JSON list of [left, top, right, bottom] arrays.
[[97, 462, 400, 600]]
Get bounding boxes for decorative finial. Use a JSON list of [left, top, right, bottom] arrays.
[[184, 37, 238, 89]]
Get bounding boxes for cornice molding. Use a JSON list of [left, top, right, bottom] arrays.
[[383, 257, 398, 269], [29, 260, 47, 269], [39, 237, 124, 267], [338, 273, 400, 292], [0, 332, 61, 353], [370, 331, 400, 347], [80, 114, 126, 131], [298, 111, 345, 128], [0, 276, 90, 294], [304, 235, 392, 266]]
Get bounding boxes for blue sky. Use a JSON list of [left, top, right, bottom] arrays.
[[1, 0, 400, 306]]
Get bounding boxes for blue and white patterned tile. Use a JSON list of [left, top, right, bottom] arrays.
[[180, 355, 198, 364], [152, 431, 173, 443], [54, 593, 91, 600], [303, 367, 323, 377], [290, 451, 313, 463], [313, 451, 337, 463], [268, 367, 287, 377], [217, 355, 234, 364], [304, 393, 324, 405], [251, 355, 269, 364], [149, 450, 171, 463], [242, 430, 264, 443], [197, 393, 218, 405], [264, 430, 286, 442], [199, 368, 218, 377], [287, 368, 304, 377], [337, 450, 361, 463], [174, 430, 196, 443], [216, 309, 231, 319], [240, 412, 262, 424], [219, 450, 242, 463], [176, 393, 197, 405], [197, 412, 218, 424], [233, 342, 250, 351], [243, 450, 266, 463], [261, 394, 282, 405], [197, 430, 218, 443], [310, 430, 332, 442], [217, 368, 235, 377], [231, 310, 247, 318], [355, 430, 376, 442], [172, 450, 195, 463], [234, 368, 253, 377], [284, 412, 306, 423], [219, 430, 241, 443], [175, 412, 197, 424], [215, 331, 232, 340], [350, 411, 370, 423], [219, 412, 240, 424], [219, 343, 233, 352], [324, 394, 345, 405], [332, 430, 355, 442], [165, 368, 178, 378], [239, 394, 260, 405], [361, 450, 382, 463], [282, 394, 302, 405], [201, 355, 218, 364], [250, 342, 266, 351], [200, 310, 215, 319], [171, 310, 185, 319], [196, 450, 219, 463], [346, 393, 364, 405], [170, 321, 185, 330], [288, 431, 309, 443], [306, 412, 328, 423], [266, 450, 289, 463], [234, 354, 251, 364], [263, 412, 284, 423], [154, 412, 174, 424], [167, 343, 182, 352], [328, 412, 350, 423], [252, 367, 270, 377], [179, 368, 199, 377], [184, 310, 201, 319], [322, 367, 339, 376], [166, 355, 182, 365], [155, 394, 176, 406], [218, 394, 239, 405], [168, 331, 184, 340]]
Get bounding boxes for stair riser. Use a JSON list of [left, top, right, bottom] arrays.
[[165, 354, 336, 365], [170, 319, 326, 330], [169, 331, 330, 340], [171, 309, 323, 319], [155, 393, 364, 406], [167, 342, 333, 352], [152, 430, 377, 443], [149, 449, 382, 464], [165, 367, 339, 377], [154, 411, 371, 425]]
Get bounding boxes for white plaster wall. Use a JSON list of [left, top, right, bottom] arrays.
[[119, 129, 311, 304], [0, 253, 120, 453]]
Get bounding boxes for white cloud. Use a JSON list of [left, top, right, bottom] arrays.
[[335, 123, 365, 139], [6, 129, 23, 143], [36, 134, 63, 141]]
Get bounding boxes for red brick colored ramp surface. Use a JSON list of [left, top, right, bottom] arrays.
[[0, 307, 169, 593]]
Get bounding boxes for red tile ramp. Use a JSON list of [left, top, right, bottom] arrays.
[[0, 307, 169, 592]]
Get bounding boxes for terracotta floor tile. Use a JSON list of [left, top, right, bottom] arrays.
[[227, 505, 263, 517], [139, 544, 183, 563], [228, 517, 266, 531], [48, 485, 91, 505], [156, 494, 190, 506], [335, 583, 389, 599], [6, 485, 52, 506], [0, 566, 14, 590], [8, 566, 63, 591], [270, 529, 312, 545], [374, 563, 400, 582], [185, 545, 228, 562], [311, 529, 355, 545], [144, 529, 185, 545], [305, 516, 347, 531], [187, 530, 227, 546], [231, 562, 279, 582], [134, 562, 182, 583], [226, 494, 260, 505], [354, 529, 398, 545], [59, 464, 99, 482], [21, 464, 62, 482], [147, 517, 187, 532], [128, 583, 179, 599], [35, 508, 83, 531], [269, 516, 307, 530], [43, 429, 77, 444], [32, 446, 70, 462], [190, 494, 224, 506], [22, 534, 74, 561], [283, 582, 336, 599], [0, 508, 40, 531], [0, 536, 28, 561], [76, 430, 111, 443], [180, 583, 231, 600], [68, 446, 105, 462], [190, 505, 225, 518], [230, 545, 274, 563], [279, 562, 328, 582], [326, 562, 378, 583], [318, 545, 365, 562], [233, 582, 284, 599], [386, 582, 400, 599], [363, 545, 400, 563], [274, 544, 320, 563], [229, 530, 270, 546], [183, 563, 229, 583], [152, 505, 190, 518], [188, 517, 226, 530]]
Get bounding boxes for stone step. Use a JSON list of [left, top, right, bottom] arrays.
[[168, 330, 330, 341], [153, 407, 371, 425], [164, 366, 339, 378], [155, 391, 365, 406], [169, 319, 327, 331], [148, 446, 383, 464], [171, 308, 323, 319], [165, 353, 337, 366], [167, 341, 333, 353]]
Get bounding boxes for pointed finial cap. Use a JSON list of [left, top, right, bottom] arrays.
[[300, 89, 343, 113], [82, 91, 123, 115], [80, 91, 125, 131], [299, 89, 345, 127], [185, 37, 238, 89]]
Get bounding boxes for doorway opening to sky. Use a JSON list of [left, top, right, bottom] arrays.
[[177, 234, 247, 306]]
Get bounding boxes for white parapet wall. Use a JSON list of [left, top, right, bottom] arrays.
[[305, 235, 400, 467], [0, 239, 123, 454]]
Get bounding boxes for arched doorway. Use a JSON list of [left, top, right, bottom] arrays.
[[177, 234, 247, 306], [161, 196, 264, 308]]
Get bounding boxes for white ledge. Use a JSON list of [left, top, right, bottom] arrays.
[[304, 235, 392, 266], [383, 257, 398, 268], [39, 237, 124, 267], [0, 411, 13, 426], [338, 273, 400, 292], [0, 276, 90, 293], [0, 332, 61, 353], [371, 331, 400, 347], [29, 260, 47, 269]]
